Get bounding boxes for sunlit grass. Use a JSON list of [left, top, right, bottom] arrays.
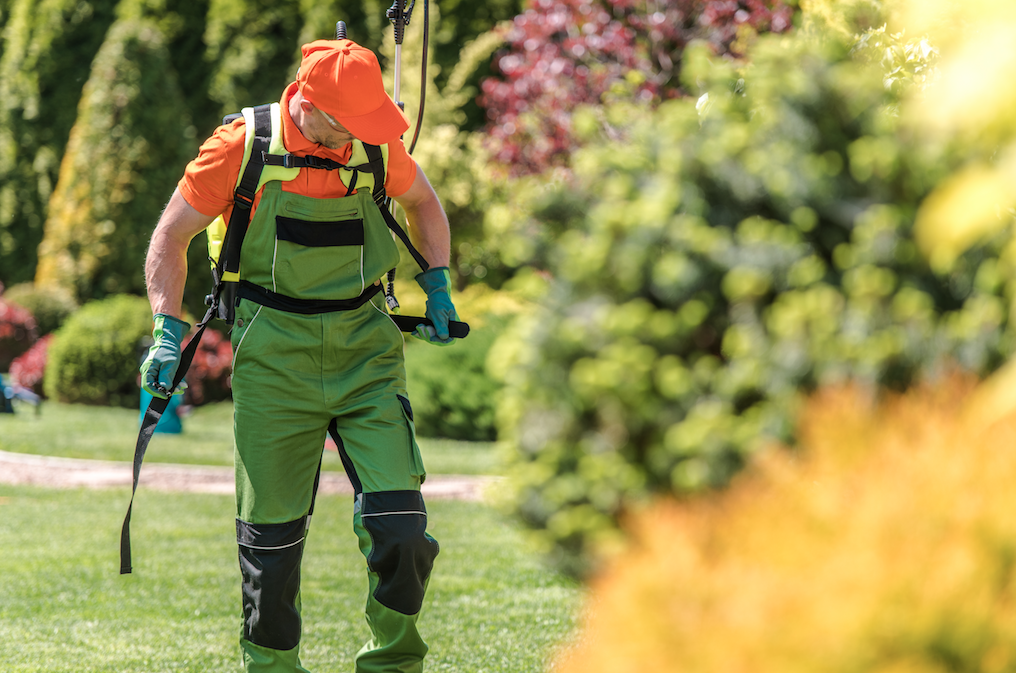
[[0, 485, 579, 673], [0, 400, 502, 475]]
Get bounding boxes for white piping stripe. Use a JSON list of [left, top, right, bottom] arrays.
[[370, 295, 405, 344], [272, 237, 280, 292], [238, 537, 305, 551], [361, 511, 426, 518], [232, 305, 264, 369], [359, 246, 365, 294]]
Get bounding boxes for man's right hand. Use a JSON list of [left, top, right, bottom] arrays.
[[140, 314, 191, 398]]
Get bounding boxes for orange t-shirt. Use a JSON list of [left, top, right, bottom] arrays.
[[178, 82, 418, 222]]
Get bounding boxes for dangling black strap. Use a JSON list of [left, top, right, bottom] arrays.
[[120, 305, 215, 574]]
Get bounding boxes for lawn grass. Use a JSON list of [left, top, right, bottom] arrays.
[[0, 400, 503, 476], [0, 485, 580, 673]]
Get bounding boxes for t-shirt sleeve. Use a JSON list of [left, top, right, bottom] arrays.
[[384, 137, 418, 199], [177, 120, 246, 217]]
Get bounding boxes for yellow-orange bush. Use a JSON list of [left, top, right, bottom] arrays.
[[555, 377, 1016, 673]]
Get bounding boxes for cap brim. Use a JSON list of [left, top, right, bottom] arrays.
[[336, 97, 410, 146]]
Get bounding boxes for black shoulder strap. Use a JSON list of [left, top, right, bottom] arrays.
[[362, 143, 388, 206], [216, 104, 273, 281], [360, 143, 430, 272]]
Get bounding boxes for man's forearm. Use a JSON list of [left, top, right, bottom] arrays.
[[395, 168, 451, 269], [145, 227, 191, 319], [145, 188, 217, 319], [403, 197, 450, 268]]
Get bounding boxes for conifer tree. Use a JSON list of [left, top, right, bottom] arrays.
[[114, 0, 217, 136], [204, 0, 303, 118], [0, 0, 118, 287], [35, 17, 196, 302]]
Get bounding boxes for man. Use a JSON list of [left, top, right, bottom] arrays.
[[140, 39, 457, 673]]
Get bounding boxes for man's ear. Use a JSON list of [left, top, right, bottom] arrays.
[[298, 98, 316, 115]]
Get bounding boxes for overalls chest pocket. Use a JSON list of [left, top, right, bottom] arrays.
[[272, 199, 368, 301]]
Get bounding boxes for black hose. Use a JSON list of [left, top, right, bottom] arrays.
[[408, 0, 428, 155]]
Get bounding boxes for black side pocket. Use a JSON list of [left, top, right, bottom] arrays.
[[396, 394, 425, 480]]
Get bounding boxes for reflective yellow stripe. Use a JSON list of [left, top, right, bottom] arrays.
[[221, 271, 241, 282]]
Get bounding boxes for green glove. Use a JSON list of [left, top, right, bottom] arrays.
[[413, 267, 458, 346], [140, 313, 190, 399]]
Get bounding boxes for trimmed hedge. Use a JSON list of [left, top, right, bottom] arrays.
[[43, 294, 152, 407], [3, 282, 78, 336], [404, 313, 507, 441]]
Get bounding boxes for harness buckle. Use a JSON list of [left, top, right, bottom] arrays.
[[283, 153, 296, 169], [234, 187, 255, 209]]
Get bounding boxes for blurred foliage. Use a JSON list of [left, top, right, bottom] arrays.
[[34, 17, 196, 303], [492, 11, 1016, 576], [422, 0, 523, 130], [555, 379, 1016, 673], [204, 0, 303, 122], [9, 333, 52, 395], [383, 6, 512, 289], [2, 282, 79, 336], [480, 0, 795, 174], [405, 314, 505, 441], [0, 291, 37, 370], [43, 293, 152, 406], [115, 0, 217, 136], [0, 0, 118, 287], [403, 284, 529, 440], [899, 0, 1016, 274], [180, 327, 232, 405]]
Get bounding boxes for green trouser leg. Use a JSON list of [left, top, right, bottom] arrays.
[[243, 638, 312, 673], [232, 296, 437, 673], [349, 490, 438, 673]]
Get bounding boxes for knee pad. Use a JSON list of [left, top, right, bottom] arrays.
[[361, 490, 440, 615], [237, 517, 307, 651]]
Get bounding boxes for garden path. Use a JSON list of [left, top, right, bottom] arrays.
[[0, 449, 495, 501]]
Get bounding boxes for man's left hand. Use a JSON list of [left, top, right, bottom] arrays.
[[413, 267, 458, 346]]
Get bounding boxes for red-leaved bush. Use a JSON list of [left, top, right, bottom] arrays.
[[182, 328, 232, 405], [9, 333, 52, 396], [480, 0, 795, 174], [0, 296, 38, 371]]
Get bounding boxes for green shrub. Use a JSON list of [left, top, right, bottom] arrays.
[[493, 26, 1016, 577], [44, 294, 152, 407], [3, 282, 78, 336], [404, 313, 507, 441]]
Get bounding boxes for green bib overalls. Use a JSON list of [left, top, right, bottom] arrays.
[[229, 156, 438, 672]]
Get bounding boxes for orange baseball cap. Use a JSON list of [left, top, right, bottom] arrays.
[[296, 39, 409, 146]]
